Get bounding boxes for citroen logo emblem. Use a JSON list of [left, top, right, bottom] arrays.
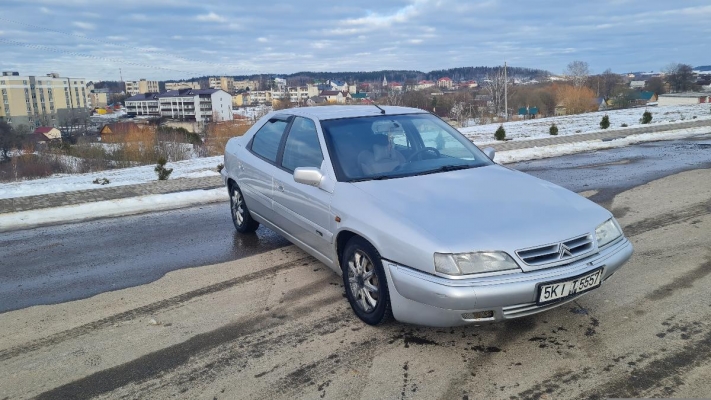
[[559, 244, 573, 259]]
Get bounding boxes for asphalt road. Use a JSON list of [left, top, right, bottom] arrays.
[[1, 134, 710, 313], [1, 154, 710, 399]]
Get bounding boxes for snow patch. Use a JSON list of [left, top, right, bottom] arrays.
[[0, 188, 228, 232]]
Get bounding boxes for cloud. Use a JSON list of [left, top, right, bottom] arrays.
[[71, 21, 95, 30], [196, 12, 227, 23], [0, 0, 708, 80]]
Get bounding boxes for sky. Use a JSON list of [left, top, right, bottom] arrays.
[[1, 0, 710, 81]]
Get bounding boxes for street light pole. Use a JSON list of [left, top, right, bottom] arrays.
[[504, 61, 508, 122]]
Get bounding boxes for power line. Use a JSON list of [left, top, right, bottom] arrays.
[[0, 16, 257, 74]]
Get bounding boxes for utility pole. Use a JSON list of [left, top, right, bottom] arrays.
[[504, 61, 508, 122]]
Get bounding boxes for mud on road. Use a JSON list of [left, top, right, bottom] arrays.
[[1, 168, 711, 399]]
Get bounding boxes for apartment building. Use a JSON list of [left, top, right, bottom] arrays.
[[165, 81, 200, 91], [124, 79, 159, 96], [287, 84, 319, 103], [125, 93, 160, 116], [209, 77, 234, 93], [89, 88, 110, 108], [0, 71, 88, 127], [234, 79, 259, 91], [249, 90, 272, 104], [156, 88, 232, 122]]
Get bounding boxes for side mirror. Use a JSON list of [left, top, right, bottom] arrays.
[[483, 147, 495, 160], [293, 167, 324, 187]]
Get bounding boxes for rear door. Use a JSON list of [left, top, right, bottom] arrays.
[[240, 115, 292, 222], [271, 117, 334, 260]]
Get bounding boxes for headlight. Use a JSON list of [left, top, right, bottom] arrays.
[[596, 219, 622, 248], [434, 251, 520, 276]]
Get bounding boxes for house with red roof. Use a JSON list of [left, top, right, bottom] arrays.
[[437, 77, 453, 89]]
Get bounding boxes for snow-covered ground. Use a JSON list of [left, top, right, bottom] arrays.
[[0, 188, 228, 232], [494, 126, 710, 163], [0, 156, 222, 199], [461, 104, 711, 145]]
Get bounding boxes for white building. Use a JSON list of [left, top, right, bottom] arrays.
[[125, 93, 160, 116], [630, 80, 646, 89], [156, 89, 232, 122], [657, 93, 710, 106]]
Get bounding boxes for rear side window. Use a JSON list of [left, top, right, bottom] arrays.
[[281, 117, 323, 171], [250, 118, 289, 163]]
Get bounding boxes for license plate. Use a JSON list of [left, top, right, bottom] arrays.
[[537, 268, 603, 305]]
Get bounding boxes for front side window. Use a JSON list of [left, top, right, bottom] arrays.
[[250, 116, 289, 163], [281, 117, 323, 171]]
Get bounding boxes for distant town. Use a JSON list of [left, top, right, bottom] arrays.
[[1, 62, 710, 139]]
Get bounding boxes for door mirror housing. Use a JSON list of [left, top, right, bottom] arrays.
[[293, 167, 324, 187], [483, 147, 495, 160]]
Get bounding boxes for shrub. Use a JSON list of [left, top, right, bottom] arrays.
[[494, 125, 506, 141], [549, 123, 558, 135], [641, 111, 652, 124], [600, 115, 610, 129], [155, 157, 173, 180], [217, 163, 224, 173], [92, 177, 110, 185], [621, 123, 628, 127]]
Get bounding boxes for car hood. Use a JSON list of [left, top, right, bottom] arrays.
[[351, 165, 611, 266]]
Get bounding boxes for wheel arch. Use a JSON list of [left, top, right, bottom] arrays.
[[335, 229, 380, 269]]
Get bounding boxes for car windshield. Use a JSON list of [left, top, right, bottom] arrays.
[[321, 113, 493, 182]]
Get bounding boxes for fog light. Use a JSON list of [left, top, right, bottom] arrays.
[[461, 310, 494, 321]]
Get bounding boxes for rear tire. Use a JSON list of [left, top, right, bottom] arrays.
[[229, 183, 259, 233], [342, 237, 393, 325]]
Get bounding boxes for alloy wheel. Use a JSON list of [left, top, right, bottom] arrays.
[[347, 250, 380, 313]]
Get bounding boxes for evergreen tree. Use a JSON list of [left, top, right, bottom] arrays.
[[494, 125, 506, 141], [600, 115, 610, 129], [155, 157, 173, 180], [549, 123, 559, 135]]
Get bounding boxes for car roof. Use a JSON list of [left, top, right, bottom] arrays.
[[274, 105, 428, 121]]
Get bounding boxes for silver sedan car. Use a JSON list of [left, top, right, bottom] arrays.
[[221, 105, 633, 327]]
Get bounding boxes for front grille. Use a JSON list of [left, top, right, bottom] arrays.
[[516, 234, 594, 266]]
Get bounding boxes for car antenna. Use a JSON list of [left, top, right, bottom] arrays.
[[367, 98, 386, 114]]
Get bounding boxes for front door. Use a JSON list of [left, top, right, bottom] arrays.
[[271, 117, 334, 260]]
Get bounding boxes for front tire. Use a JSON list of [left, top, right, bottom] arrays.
[[229, 183, 259, 233], [342, 237, 393, 325]]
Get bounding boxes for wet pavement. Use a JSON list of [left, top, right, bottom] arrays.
[[1, 133, 709, 313], [0, 205, 290, 313], [512, 135, 711, 205]]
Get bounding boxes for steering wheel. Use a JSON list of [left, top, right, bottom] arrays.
[[407, 147, 441, 162]]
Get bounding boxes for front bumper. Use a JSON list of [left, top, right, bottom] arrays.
[[383, 237, 633, 327]]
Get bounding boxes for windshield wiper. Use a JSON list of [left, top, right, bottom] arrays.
[[351, 175, 392, 182], [420, 164, 475, 175]]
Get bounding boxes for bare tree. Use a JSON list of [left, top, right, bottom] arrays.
[[484, 68, 507, 115], [566, 61, 590, 87], [664, 63, 697, 92]]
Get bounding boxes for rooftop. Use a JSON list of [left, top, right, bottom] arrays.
[[658, 92, 710, 97]]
